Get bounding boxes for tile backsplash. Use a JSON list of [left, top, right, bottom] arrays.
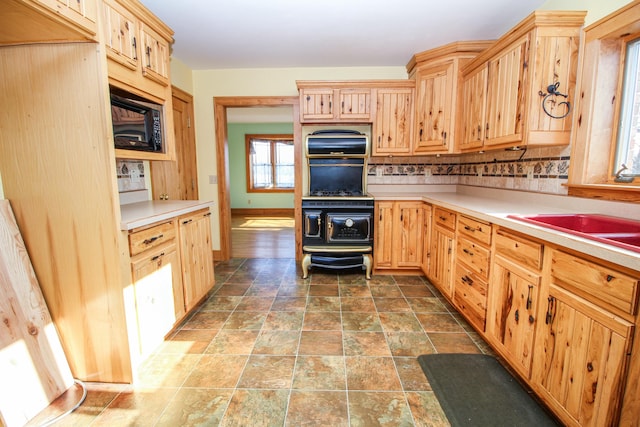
[[368, 146, 571, 195], [116, 159, 146, 192]]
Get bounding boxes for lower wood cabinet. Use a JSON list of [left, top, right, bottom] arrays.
[[374, 201, 424, 270], [127, 208, 214, 358], [131, 241, 182, 357], [530, 249, 636, 427], [429, 208, 456, 298], [179, 209, 215, 311]]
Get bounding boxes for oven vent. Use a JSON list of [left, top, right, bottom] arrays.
[[306, 129, 369, 158]]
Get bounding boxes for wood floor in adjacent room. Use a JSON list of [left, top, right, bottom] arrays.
[[231, 213, 295, 258]]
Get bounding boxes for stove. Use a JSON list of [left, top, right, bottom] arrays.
[[301, 129, 373, 279]]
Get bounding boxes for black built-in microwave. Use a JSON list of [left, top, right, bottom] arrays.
[[111, 94, 163, 152]]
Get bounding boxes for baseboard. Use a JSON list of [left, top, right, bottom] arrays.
[[231, 208, 294, 216]]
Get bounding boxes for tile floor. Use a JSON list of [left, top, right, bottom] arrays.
[[31, 258, 495, 427]]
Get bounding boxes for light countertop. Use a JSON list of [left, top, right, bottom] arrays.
[[369, 185, 640, 272], [120, 200, 214, 231]]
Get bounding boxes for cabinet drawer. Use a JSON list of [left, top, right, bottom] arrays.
[[456, 236, 490, 280], [550, 249, 639, 315], [494, 229, 543, 270], [129, 220, 177, 256], [434, 207, 456, 230], [457, 215, 492, 245], [453, 264, 488, 331]]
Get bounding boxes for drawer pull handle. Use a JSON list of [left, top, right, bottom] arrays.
[[182, 219, 193, 225], [439, 216, 447, 221], [461, 275, 474, 286], [526, 285, 533, 310], [463, 248, 473, 256], [464, 225, 475, 232], [151, 252, 165, 262], [143, 234, 163, 245], [606, 274, 614, 282], [514, 309, 519, 323], [545, 297, 555, 325]]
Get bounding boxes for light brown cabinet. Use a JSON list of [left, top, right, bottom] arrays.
[[179, 209, 215, 311], [429, 207, 456, 298], [0, 0, 98, 45], [372, 86, 414, 156], [102, 0, 138, 70], [298, 84, 372, 123], [374, 201, 424, 270], [140, 22, 170, 86], [453, 215, 492, 331], [458, 11, 585, 152], [486, 228, 543, 379], [531, 249, 636, 426], [408, 42, 491, 155]]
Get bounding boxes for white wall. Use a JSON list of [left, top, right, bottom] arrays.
[[539, 0, 632, 24]]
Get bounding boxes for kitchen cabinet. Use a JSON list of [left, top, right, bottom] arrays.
[[429, 207, 456, 298], [371, 86, 415, 156], [407, 42, 491, 155], [0, 0, 98, 45], [179, 209, 215, 311], [531, 249, 636, 426], [421, 203, 432, 275], [374, 201, 424, 270], [104, 0, 176, 163], [298, 83, 372, 123], [458, 11, 585, 152], [453, 215, 492, 331], [486, 228, 543, 379]]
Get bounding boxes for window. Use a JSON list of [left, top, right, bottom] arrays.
[[567, 2, 640, 201], [246, 134, 294, 192], [615, 37, 640, 178]]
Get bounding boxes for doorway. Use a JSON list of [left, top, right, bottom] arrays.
[[213, 96, 302, 261]]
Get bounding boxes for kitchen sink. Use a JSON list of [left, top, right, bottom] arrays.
[[507, 213, 640, 254]]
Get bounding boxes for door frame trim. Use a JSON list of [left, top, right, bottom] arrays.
[[213, 96, 301, 261]]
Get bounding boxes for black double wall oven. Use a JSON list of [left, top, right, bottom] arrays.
[[301, 130, 374, 279]]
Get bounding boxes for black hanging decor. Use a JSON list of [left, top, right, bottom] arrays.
[[538, 82, 571, 119]]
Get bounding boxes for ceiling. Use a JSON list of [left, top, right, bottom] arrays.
[[139, 0, 546, 70]]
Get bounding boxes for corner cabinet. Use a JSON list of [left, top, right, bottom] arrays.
[[179, 209, 215, 311], [407, 42, 492, 155], [374, 201, 424, 270], [458, 11, 585, 152]]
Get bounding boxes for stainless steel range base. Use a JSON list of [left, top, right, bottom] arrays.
[[301, 246, 372, 280]]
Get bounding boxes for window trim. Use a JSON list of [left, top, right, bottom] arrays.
[[245, 133, 294, 193], [567, 1, 640, 202]]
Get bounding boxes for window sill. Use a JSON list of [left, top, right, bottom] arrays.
[[566, 183, 640, 203]]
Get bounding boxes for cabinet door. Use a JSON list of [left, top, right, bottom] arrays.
[[300, 88, 334, 122], [38, 0, 98, 36], [372, 88, 414, 155], [429, 224, 455, 297], [532, 285, 633, 427], [140, 23, 170, 86], [102, 0, 138, 70], [413, 64, 453, 154], [486, 254, 540, 378], [338, 88, 371, 121], [421, 203, 432, 275], [131, 243, 182, 356], [459, 65, 487, 151], [180, 210, 215, 311], [484, 36, 528, 147], [396, 202, 424, 268], [374, 201, 394, 268]]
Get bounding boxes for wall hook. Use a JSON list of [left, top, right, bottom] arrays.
[[538, 82, 571, 119]]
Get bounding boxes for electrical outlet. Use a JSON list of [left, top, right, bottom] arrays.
[[527, 168, 534, 180], [209, 175, 217, 184]]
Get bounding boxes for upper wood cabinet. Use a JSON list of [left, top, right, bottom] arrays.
[[458, 11, 585, 152], [298, 82, 372, 123], [0, 0, 98, 45], [371, 84, 415, 156], [102, 0, 173, 94], [407, 42, 492, 155]]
